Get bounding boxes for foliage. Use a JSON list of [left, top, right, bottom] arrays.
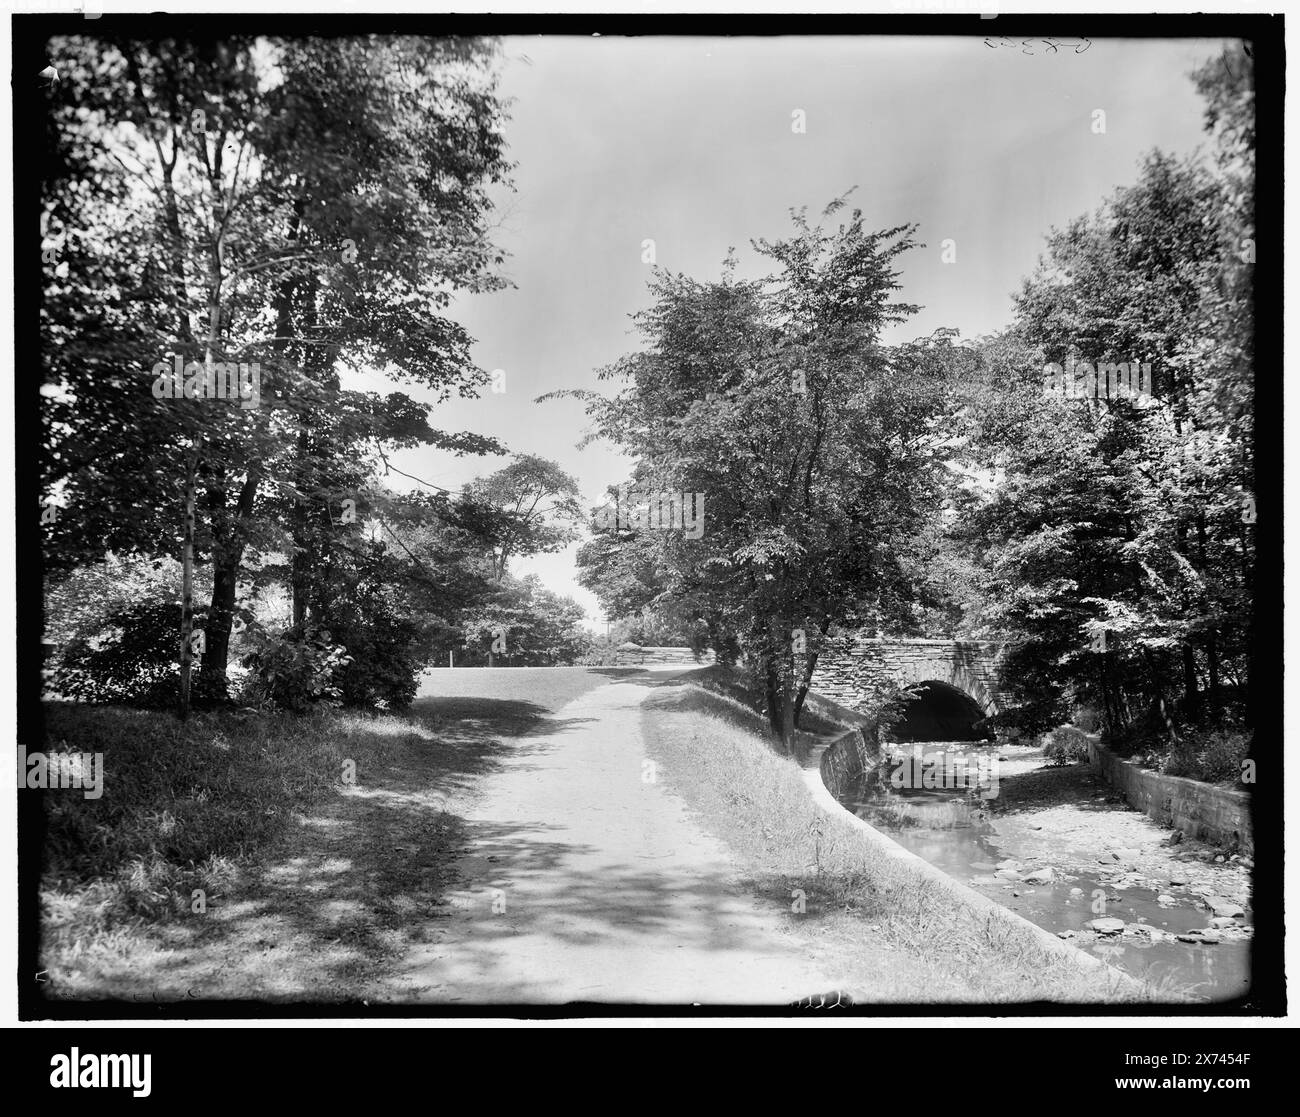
[[44, 553, 207, 647], [951, 43, 1255, 742], [48, 599, 200, 709], [1042, 725, 1091, 767], [324, 608, 424, 710], [265, 487, 498, 700], [464, 454, 585, 579], [41, 34, 514, 706], [39, 40, 1255, 744], [1161, 726, 1251, 786], [569, 198, 960, 754], [605, 612, 698, 648], [458, 574, 592, 666], [238, 625, 352, 712], [573, 642, 622, 667]]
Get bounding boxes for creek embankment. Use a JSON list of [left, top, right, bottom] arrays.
[[828, 736, 1252, 1002]]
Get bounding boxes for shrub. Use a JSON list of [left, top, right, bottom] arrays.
[[1073, 706, 1104, 733], [1042, 725, 1090, 766], [48, 598, 198, 709], [327, 611, 423, 710], [238, 625, 352, 712], [1163, 727, 1252, 786], [44, 553, 206, 646], [1110, 704, 1174, 758]]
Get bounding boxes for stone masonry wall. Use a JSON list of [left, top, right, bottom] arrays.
[[1088, 740, 1253, 854], [816, 726, 884, 800], [810, 638, 1009, 717]]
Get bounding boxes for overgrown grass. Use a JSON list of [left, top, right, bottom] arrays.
[[1160, 727, 1253, 786], [640, 679, 1162, 1003], [1111, 708, 1252, 789]]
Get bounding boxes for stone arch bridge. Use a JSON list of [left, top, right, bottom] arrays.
[[810, 637, 1015, 740]]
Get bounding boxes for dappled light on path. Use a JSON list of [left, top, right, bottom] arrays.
[[377, 677, 832, 1004]]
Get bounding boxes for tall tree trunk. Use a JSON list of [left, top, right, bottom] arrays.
[[178, 447, 199, 720], [1107, 652, 1129, 738], [291, 421, 311, 628], [1098, 658, 1116, 739], [781, 667, 801, 762], [764, 653, 783, 742], [203, 562, 238, 698], [793, 649, 819, 728], [151, 123, 200, 719], [1194, 511, 1221, 716], [761, 626, 802, 761], [290, 267, 324, 628], [1142, 648, 1180, 743], [201, 465, 261, 699], [1206, 635, 1221, 716], [1182, 644, 1200, 718], [792, 619, 830, 728], [192, 213, 235, 701]]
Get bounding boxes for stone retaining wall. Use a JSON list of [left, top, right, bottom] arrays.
[[816, 726, 882, 800], [1087, 741, 1253, 855], [808, 727, 1142, 988]]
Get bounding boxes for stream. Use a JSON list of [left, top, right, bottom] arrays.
[[834, 740, 1252, 1003]]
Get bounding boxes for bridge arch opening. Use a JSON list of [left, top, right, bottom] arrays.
[[883, 680, 993, 743]]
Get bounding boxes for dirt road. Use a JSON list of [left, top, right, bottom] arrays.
[[375, 673, 834, 1004]]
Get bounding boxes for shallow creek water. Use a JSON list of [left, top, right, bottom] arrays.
[[835, 741, 1252, 1003]]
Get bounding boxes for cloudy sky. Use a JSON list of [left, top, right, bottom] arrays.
[[351, 33, 1230, 628]]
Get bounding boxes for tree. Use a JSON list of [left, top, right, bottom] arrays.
[[463, 454, 584, 581], [41, 34, 514, 714], [459, 574, 592, 666], [567, 199, 954, 757], [955, 43, 1255, 740]]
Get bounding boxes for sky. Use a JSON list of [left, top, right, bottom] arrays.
[[345, 34, 1230, 630]]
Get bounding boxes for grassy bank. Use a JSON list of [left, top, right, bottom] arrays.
[[41, 704, 402, 906], [639, 677, 1157, 1003], [38, 702, 471, 1001]]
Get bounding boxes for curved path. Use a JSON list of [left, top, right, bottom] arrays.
[[377, 673, 834, 1004]]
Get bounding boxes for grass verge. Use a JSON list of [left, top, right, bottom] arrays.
[[38, 700, 486, 1001]]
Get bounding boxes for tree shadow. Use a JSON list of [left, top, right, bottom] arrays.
[[375, 817, 821, 1004], [48, 668, 821, 1006], [51, 695, 603, 1003], [990, 762, 1126, 816], [585, 666, 656, 680]]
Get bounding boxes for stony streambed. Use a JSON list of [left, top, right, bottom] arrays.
[[836, 740, 1253, 1003]]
